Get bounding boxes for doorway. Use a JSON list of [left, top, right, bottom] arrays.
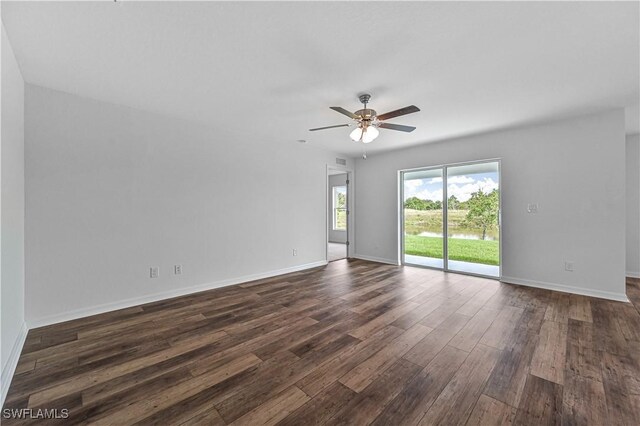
[[401, 160, 501, 278], [328, 170, 349, 261]]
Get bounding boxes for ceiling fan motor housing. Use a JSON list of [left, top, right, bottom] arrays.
[[354, 108, 377, 121]]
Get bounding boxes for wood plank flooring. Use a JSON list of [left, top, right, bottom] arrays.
[[3, 260, 640, 425]]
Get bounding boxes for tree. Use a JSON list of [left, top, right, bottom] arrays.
[[448, 195, 460, 210], [404, 197, 427, 210], [404, 197, 444, 211], [462, 189, 499, 240]]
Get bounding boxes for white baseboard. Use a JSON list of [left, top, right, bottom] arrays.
[[28, 261, 328, 329], [501, 276, 629, 302], [353, 253, 400, 266], [627, 271, 640, 279], [1, 321, 28, 407]]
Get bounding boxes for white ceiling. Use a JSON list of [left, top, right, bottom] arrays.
[[3, 1, 638, 156]]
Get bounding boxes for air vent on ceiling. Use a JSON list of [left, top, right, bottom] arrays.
[[336, 158, 347, 166]]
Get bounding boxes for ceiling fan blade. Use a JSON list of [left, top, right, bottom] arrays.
[[309, 124, 350, 131], [377, 105, 420, 121], [330, 106, 358, 120], [378, 123, 416, 132]]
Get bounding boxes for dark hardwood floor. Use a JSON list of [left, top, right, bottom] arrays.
[[3, 260, 640, 425]]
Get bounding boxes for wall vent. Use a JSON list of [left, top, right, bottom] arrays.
[[336, 158, 347, 166]]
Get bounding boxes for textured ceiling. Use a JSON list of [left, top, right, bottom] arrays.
[[3, 1, 638, 156]]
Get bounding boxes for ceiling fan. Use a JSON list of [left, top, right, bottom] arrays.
[[309, 94, 420, 143]]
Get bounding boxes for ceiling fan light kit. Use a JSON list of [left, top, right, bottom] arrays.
[[350, 125, 379, 143], [310, 93, 420, 145]]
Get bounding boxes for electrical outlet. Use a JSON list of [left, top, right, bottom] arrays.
[[150, 267, 159, 278], [174, 264, 183, 275], [564, 261, 574, 272], [292, 248, 297, 257]]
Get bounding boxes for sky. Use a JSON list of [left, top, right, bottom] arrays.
[[404, 172, 499, 202]]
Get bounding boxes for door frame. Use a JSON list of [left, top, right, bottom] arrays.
[[399, 158, 502, 280], [326, 165, 354, 262]]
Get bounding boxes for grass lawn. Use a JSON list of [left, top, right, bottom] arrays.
[[404, 234, 499, 266]]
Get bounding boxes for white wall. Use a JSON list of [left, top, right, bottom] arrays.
[[25, 85, 353, 326], [627, 134, 640, 278], [1, 23, 26, 403], [355, 110, 627, 300], [328, 173, 347, 243]]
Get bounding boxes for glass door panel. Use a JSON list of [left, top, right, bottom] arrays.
[[403, 168, 444, 269], [446, 162, 500, 277]]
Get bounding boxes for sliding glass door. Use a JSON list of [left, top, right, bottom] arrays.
[[402, 168, 444, 269], [446, 162, 500, 277], [402, 160, 500, 278]]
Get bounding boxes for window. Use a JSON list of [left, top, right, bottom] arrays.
[[333, 186, 347, 230]]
